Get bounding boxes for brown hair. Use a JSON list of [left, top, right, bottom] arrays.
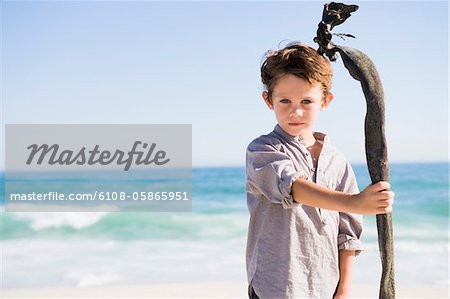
[[261, 42, 332, 103]]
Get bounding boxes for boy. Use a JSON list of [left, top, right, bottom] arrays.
[[246, 43, 394, 299]]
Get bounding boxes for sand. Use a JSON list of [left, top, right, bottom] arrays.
[[1, 282, 448, 299]]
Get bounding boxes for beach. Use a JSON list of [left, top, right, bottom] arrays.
[[2, 1, 448, 297], [1, 164, 448, 298], [1, 282, 448, 298]]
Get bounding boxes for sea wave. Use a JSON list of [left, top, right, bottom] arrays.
[[1, 210, 249, 240], [362, 241, 449, 253], [10, 211, 110, 230], [65, 272, 123, 288]]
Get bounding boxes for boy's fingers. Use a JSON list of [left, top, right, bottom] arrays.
[[377, 197, 393, 209], [366, 181, 390, 192], [380, 198, 393, 208], [377, 181, 390, 191], [377, 204, 393, 214], [378, 190, 394, 199], [380, 207, 392, 214]]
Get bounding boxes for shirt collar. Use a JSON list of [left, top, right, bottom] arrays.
[[313, 131, 329, 144], [274, 124, 302, 143], [273, 124, 330, 145]]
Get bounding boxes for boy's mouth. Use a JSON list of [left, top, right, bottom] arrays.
[[288, 122, 305, 126]]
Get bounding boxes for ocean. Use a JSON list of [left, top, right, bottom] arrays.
[[1, 163, 448, 289]]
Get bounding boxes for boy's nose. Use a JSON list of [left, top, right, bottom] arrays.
[[290, 108, 304, 117]]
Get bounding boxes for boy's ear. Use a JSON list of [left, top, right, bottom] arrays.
[[262, 91, 273, 110], [321, 92, 334, 110]]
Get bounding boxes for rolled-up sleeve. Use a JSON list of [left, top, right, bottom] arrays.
[[336, 160, 363, 254], [246, 139, 307, 209]]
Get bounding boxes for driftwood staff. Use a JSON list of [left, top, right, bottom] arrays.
[[313, 3, 395, 299]]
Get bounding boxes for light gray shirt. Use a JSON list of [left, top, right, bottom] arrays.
[[246, 125, 363, 299]]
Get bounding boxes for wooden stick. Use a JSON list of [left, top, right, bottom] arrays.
[[313, 3, 396, 298]]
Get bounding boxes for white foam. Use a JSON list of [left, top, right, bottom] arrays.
[[77, 274, 122, 288], [360, 241, 450, 253], [12, 211, 110, 230], [65, 272, 122, 288]]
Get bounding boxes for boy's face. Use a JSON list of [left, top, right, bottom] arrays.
[[262, 74, 333, 139]]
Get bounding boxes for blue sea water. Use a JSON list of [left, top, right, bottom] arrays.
[[0, 163, 448, 288]]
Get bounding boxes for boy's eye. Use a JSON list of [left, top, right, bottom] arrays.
[[280, 99, 290, 103], [301, 99, 312, 104]]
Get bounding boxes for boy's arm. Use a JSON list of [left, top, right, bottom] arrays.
[[291, 177, 393, 215], [333, 250, 356, 299]]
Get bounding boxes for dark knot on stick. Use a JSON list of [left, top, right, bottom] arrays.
[[313, 2, 359, 61]]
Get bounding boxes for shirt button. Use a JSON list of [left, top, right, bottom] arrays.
[[322, 219, 327, 224], [305, 152, 309, 156]]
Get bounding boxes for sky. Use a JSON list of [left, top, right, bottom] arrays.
[[1, 1, 448, 168]]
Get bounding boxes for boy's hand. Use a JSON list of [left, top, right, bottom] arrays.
[[351, 181, 394, 215]]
